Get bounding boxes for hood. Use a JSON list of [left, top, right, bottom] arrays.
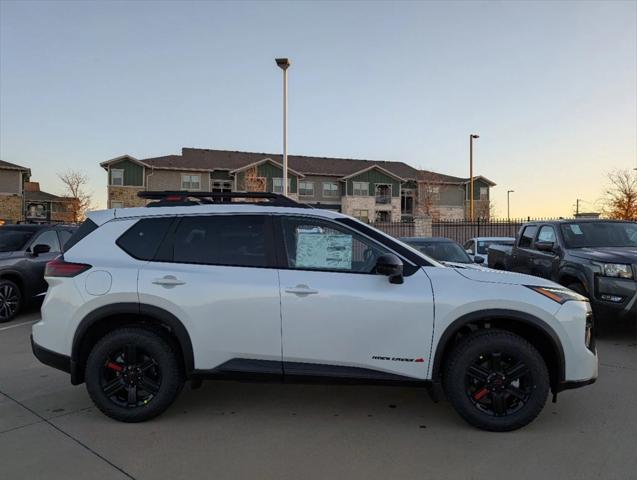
[[570, 247, 637, 264], [454, 268, 561, 288]]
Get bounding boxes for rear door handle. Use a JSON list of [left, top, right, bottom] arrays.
[[152, 275, 186, 287], [285, 284, 319, 296]]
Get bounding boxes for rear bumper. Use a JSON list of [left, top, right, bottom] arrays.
[[31, 335, 71, 374]]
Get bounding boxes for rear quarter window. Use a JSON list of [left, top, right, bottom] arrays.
[[117, 217, 175, 260]]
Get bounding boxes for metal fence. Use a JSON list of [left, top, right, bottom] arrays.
[[431, 218, 565, 245], [371, 218, 566, 244], [370, 221, 415, 238]]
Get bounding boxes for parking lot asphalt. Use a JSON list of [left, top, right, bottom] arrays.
[[1, 308, 636, 480]]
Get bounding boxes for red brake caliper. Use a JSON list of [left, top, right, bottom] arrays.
[[473, 387, 489, 401], [106, 361, 123, 372]]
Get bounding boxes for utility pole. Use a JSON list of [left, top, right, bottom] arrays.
[[507, 190, 514, 220], [469, 134, 479, 220], [275, 58, 291, 197], [575, 198, 581, 216]]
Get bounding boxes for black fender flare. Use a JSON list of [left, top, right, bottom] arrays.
[[0, 269, 28, 296], [430, 309, 566, 387], [71, 303, 195, 384], [557, 266, 590, 293]]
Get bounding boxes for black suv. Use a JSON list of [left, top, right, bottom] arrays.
[[0, 224, 76, 322], [488, 219, 637, 321]]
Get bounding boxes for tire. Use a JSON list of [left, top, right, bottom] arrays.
[[443, 329, 550, 432], [0, 279, 22, 323], [85, 327, 184, 422]]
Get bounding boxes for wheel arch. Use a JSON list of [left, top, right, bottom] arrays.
[[0, 270, 26, 297], [557, 267, 589, 293], [431, 309, 566, 393], [71, 303, 194, 385]]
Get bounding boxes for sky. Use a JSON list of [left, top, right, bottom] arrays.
[[1, 0, 635, 216]]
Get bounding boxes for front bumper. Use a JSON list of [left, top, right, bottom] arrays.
[[555, 377, 597, 393], [592, 276, 637, 320]]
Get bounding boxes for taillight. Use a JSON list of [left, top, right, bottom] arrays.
[[45, 256, 92, 277]]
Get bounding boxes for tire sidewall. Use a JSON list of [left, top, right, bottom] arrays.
[[85, 328, 182, 422], [445, 333, 550, 431]]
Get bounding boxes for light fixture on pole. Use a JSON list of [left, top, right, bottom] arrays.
[[469, 134, 479, 220], [507, 190, 514, 219], [275, 58, 291, 197]]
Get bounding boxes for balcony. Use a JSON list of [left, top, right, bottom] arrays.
[[375, 194, 392, 205]]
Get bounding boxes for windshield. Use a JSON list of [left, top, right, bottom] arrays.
[[560, 222, 637, 248], [408, 241, 472, 263], [0, 228, 36, 252], [477, 239, 514, 254]]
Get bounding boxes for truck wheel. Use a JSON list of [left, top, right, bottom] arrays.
[[0, 279, 22, 323], [443, 329, 549, 431], [85, 327, 184, 422]]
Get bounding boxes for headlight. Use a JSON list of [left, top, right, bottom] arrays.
[[599, 263, 633, 279], [526, 285, 588, 304]]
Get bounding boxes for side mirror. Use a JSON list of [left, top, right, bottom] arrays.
[[535, 241, 555, 253], [32, 244, 51, 256], [376, 254, 404, 284], [474, 256, 485, 264], [466, 249, 474, 255]]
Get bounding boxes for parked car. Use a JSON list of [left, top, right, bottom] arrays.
[[463, 237, 515, 264], [400, 237, 486, 269], [488, 219, 637, 321], [32, 192, 597, 431], [0, 224, 77, 322]]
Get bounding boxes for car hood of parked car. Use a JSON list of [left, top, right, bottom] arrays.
[[453, 267, 561, 287], [569, 247, 637, 264], [441, 261, 487, 270]]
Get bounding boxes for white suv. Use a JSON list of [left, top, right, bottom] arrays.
[[32, 192, 597, 431]]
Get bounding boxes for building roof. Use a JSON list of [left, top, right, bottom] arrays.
[[0, 160, 31, 173], [100, 147, 495, 186]]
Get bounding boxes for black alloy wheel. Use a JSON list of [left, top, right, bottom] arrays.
[[100, 344, 162, 408], [465, 351, 532, 417], [86, 328, 184, 422], [0, 280, 21, 323], [444, 329, 549, 431]]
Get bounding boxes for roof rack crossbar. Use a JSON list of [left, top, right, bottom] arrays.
[[137, 191, 311, 209]]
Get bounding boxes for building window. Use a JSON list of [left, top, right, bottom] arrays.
[[375, 184, 392, 204], [111, 201, 124, 209], [299, 181, 314, 197], [426, 185, 440, 201], [181, 174, 201, 191], [353, 181, 369, 196], [212, 180, 232, 193], [480, 187, 488, 199], [323, 182, 339, 197], [375, 211, 390, 222], [111, 169, 124, 186], [401, 188, 414, 215], [273, 177, 292, 194], [353, 209, 369, 222]]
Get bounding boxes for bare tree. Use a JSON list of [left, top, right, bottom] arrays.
[[475, 200, 496, 220], [58, 170, 93, 222], [602, 169, 637, 220]]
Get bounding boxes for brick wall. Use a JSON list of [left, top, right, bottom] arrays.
[[0, 194, 23, 223], [108, 187, 147, 208]]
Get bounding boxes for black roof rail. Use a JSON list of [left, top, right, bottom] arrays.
[[137, 191, 312, 209]]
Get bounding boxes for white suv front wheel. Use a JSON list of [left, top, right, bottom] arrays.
[[85, 327, 184, 422]]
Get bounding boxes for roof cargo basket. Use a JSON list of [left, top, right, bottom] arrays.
[[138, 191, 311, 208]]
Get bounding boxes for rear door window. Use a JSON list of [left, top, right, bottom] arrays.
[[518, 226, 537, 248], [117, 217, 175, 260], [170, 215, 272, 268]]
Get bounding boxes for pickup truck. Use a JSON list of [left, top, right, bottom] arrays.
[[488, 219, 637, 321]]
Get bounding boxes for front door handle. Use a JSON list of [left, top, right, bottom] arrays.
[[285, 284, 319, 296], [152, 275, 186, 287]]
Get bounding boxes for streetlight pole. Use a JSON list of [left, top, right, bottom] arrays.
[[507, 190, 514, 220], [275, 58, 291, 197], [469, 134, 479, 220]]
